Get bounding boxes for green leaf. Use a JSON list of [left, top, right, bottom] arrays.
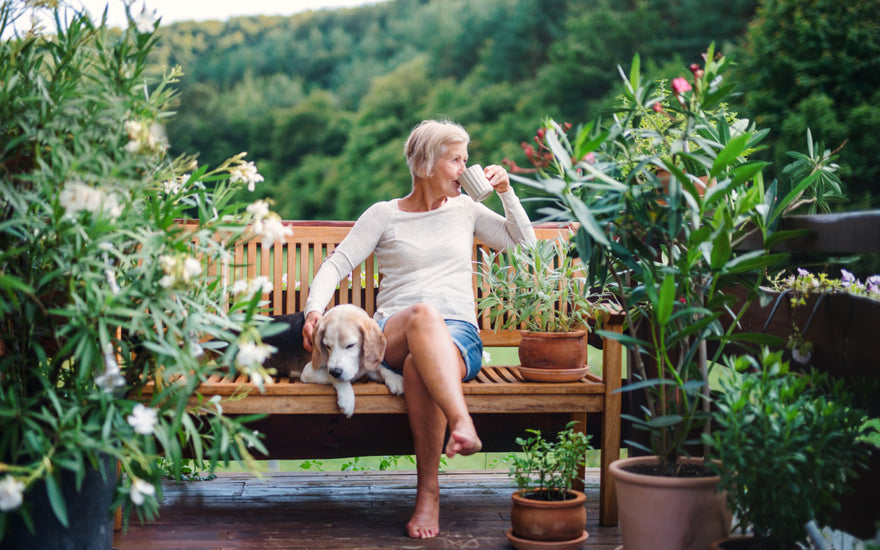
[[646, 415, 684, 428], [45, 474, 69, 528], [656, 275, 676, 325], [710, 132, 751, 178], [728, 332, 786, 346], [710, 231, 732, 270]]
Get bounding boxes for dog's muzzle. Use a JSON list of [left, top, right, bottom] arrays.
[[329, 368, 348, 380]]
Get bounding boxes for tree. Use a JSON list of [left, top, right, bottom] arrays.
[[733, 0, 880, 206]]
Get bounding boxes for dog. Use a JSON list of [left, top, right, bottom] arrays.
[[301, 304, 404, 417], [260, 305, 403, 417]]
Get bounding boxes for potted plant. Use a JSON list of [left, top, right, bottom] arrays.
[[703, 348, 871, 550], [477, 236, 613, 381], [505, 421, 592, 548], [0, 5, 284, 548], [740, 267, 880, 381], [508, 44, 840, 550]]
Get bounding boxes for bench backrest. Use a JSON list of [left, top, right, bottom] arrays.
[[181, 220, 577, 347]]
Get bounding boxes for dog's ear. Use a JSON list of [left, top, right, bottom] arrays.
[[311, 316, 329, 368], [359, 317, 386, 371]]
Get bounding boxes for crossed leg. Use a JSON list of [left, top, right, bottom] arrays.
[[382, 303, 482, 539]]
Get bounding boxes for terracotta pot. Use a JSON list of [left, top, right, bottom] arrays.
[[510, 489, 587, 542], [518, 331, 587, 370], [610, 456, 731, 550]]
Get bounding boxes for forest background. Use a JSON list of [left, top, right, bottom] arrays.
[[148, 0, 880, 223]]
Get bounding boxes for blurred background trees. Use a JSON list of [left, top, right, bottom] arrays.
[[144, 0, 878, 220]]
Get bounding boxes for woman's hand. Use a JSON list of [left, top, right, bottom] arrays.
[[302, 310, 322, 352], [484, 164, 511, 194]]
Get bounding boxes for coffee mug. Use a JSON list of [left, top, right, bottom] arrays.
[[459, 164, 493, 202]]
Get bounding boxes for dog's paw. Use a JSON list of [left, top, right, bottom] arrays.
[[300, 362, 319, 384], [383, 371, 405, 396], [335, 383, 356, 417]]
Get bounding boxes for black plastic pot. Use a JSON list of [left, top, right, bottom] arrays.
[[1, 455, 116, 550]]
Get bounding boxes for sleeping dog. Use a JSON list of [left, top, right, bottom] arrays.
[[262, 305, 404, 417]]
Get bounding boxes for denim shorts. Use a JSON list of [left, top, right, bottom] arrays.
[[376, 316, 483, 382]]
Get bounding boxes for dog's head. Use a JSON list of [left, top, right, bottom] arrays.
[[311, 304, 386, 381]]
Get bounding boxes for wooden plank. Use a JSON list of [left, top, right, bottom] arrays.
[[113, 470, 623, 550]]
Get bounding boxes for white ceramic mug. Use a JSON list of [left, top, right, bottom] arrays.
[[458, 164, 493, 202]]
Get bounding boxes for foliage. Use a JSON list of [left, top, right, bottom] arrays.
[[732, 0, 880, 207], [769, 268, 880, 303], [703, 349, 871, 550], [140, 0, 774, 221], [765, 268, 880, 363], [0, 1, 288, 536], [511, 45, 841, 475], [506, 422, 592, 501], [477, 237, 614, 333]]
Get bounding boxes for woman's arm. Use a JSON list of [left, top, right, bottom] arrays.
[[302, 204, 388, 349], [474, 187, 536, 250]]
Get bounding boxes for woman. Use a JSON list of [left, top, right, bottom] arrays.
[[302, 119, 536, 539]]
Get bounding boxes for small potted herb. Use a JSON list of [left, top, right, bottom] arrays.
[[505, 421, 592, 547], [704, 348, 871, 550]]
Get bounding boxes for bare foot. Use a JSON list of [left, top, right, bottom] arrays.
[[407, 491, 440, 539], [445, 427, 482, 458]]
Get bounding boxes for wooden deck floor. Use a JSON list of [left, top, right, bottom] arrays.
[[113, 468, 622, 550]]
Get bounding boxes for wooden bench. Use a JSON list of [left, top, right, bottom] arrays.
[[152, 220, 624, 526]]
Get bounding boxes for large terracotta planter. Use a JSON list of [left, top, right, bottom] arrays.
[[510, 489, 587, 542], [610, 456, 731, 550]]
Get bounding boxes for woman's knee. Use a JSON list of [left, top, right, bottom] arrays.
[[406, 303, 444, 329]]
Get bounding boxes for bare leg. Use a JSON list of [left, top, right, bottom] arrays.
[[403, 355, 444, 539], [383, 304, 483, 538]]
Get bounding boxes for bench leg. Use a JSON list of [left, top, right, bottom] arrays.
[[114, 461, 123, 531], [570, 412, 587, 493], [599, 329, 623, 526]]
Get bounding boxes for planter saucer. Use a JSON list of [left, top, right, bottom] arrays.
[[505, 528, 589, 550], [515, 365, 590, 382]]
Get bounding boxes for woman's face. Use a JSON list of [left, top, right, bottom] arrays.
[[430, 142, 468, 198]]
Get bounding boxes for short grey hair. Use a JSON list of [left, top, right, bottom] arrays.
[[404, 119, 470, 178]]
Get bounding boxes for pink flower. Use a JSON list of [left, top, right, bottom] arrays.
[[672, 78, 692, 95]]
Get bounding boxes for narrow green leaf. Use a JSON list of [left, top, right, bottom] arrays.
[[45, 475, 69, 528], [656, 276, 676, 325]]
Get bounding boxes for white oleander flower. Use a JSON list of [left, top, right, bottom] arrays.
[[235, 342, 273, 369], [244, 276, 272, 295], [246, 200, 271, 220], [127, 404, 158, 435], [0, 476, 25, 512], [133, 3, 158, 34], [229, 160, 264, 191], [182, 257, 202, 282], [253, 214, 292, 250], [130, 477, 156, 506], [231, 279, 250, 295]]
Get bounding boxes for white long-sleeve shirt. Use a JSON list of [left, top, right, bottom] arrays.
[[304, 190, 536, 327]]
